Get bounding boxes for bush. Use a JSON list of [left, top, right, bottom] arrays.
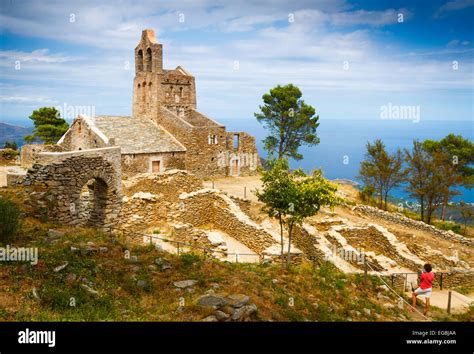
[[435, 221, 462, 234], [0, 149, 19, 160], [0, 198, 21, 243]]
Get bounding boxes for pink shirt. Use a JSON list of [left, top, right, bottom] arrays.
[[420, 272, 434, 290]]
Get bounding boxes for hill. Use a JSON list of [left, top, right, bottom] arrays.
[[0, 122, 32, 147]]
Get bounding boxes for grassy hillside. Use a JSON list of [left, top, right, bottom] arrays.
[[1, 187, 472, 322]]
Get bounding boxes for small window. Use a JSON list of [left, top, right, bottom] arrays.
[[233, 134, 239, 149], [179, 87, 184, 97], [209, 135, 217, 145]]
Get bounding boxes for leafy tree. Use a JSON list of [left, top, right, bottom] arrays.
[[457, 201, 473, 233], [24, 107, 69, 144], [3, 141, 18, 150], [358, 139, 405, 210], [255, 84, 319, 160], [423, 134, 474, 220], [404, 140, 445, 224], [256, 159, 341, 269]]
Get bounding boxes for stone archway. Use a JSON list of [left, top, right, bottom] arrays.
[[22, 147, 122, 231]]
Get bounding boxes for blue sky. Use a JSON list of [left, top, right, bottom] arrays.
[[0, 0, 473, 126]]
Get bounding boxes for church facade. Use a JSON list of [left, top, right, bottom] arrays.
[[58, 29, 259, 178]]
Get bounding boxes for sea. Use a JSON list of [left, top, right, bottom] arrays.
[[219, 118, 473, 204]]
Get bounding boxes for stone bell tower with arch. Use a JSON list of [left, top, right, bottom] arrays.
[[132, 29, 197, 121]]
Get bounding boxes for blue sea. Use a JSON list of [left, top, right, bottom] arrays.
[[219, 118, 474, 203]]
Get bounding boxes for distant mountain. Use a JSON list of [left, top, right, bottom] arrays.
[[0, 122, 32, 147]]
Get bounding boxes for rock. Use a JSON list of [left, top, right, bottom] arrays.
[[220, 305, 236, 316], [231, 304, 257, 321], [48, 229, 65, 238], [99, 247, 109, 253], [377, 293, 390, 301], [161, 264, 172, 270], [214, 310, 230, 321], [70, 246, 80, 253], [148, 265, 157, 271], [201, 315, 219, 322], [363, 308, 371, 316], [53, 261, 69, 273], [81, 284, 99, 297], [227, 294, 250, 308], [197, 295, 228, 309], [383, 303, 395, 309], [137, 280, 148, 288], [272, 279, 278, 284], [377, 285, 389, 292], [32, 287, 40, 300], [174, 280, 198, 289], [82, 246, 98, 255]]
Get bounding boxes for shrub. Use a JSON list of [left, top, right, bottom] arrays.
[[0, 197, 21, 243], [0, 149, 19, 160], [435, 221, 462, 234]]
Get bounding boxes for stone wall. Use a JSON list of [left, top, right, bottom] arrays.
[[21, 147, 122, 230], [353, 205, 473, 246], [58, 118, 108, 152], [121, 152, 186, 177], [115, 170, 203, 236], [178, 189, 275, 253], [20, 144, 64, 168]]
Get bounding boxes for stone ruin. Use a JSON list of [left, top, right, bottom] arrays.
[[20, 146, 122, 231]]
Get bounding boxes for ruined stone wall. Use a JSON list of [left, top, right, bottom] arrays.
[[121, 152, 186, 177], [124, 170, 203, 202], [178, 190, 275, 253], [20, 144, 64, 168], [22, 147, 122, 230], [58, 118, 108, 151], [354, 205, 473, 246], [224, 132, 260, 176]]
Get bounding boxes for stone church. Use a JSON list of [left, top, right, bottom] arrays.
[[58, 29, 259, 178]]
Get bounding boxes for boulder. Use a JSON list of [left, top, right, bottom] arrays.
[[197, 295, 228, 309], [174, 280, 198, 289]]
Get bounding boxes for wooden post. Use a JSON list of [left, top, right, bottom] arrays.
[[212, 181, 215, 189], [177, 242, 180, 256], [364, 259, 368, 283], [447, 290, 452, 314], [244, 186, 247, 199], [440, 273, 443, 290]]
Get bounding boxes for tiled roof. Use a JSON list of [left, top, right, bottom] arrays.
[[93, 116, 186, 154]]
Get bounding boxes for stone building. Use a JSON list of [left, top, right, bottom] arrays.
[[57, 29, 259, 178]]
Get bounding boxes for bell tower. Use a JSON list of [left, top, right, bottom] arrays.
[[132, 29, 163, 119]]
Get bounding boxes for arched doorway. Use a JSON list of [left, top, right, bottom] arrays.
[[77, 177, 108, 227]]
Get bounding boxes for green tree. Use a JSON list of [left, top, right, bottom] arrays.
[[255, 84, 319, 160], [24, 107, 69, 144], [423, 134, 474, 220], [404, 140, 444, 224], [3, 141, 18, 150], [358, 139, 405, 210], [458, 201, 473, 233], [256, 159, 341, 269]]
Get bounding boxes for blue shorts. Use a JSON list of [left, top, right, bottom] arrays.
[[414, 287, 432, 298]]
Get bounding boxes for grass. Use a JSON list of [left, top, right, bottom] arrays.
[[0, 187, 471, 322]]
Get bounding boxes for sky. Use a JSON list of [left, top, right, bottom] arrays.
[[0, 0, 473, 126]]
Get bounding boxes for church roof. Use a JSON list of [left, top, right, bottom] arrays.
[[92, 115, 186, 154]]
